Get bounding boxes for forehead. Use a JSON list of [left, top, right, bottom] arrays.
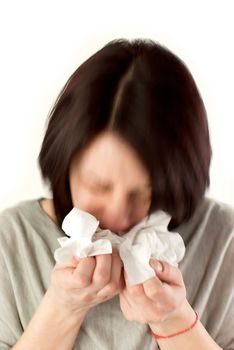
[[72, 131, 150, 186]]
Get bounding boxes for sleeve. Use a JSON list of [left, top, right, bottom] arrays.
[[0, 247, 23, 349], [212, 234, 234, 350]]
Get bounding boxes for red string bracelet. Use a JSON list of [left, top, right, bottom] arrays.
[[151, 311, 199, 340]]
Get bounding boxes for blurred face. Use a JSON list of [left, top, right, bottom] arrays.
[[69, 132, 152, 235]]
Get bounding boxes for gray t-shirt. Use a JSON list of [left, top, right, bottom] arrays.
[[0, 197, 233, 349]]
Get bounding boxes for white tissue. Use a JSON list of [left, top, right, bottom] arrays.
[[54, 208, 185, 285]]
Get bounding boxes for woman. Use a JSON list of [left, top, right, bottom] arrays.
[[0, 38, 233, 350]]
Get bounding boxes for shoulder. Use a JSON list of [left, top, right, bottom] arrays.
[[178, 197, 234, 245], [0, 198, 39, 216], [0, 199, 40, 246], [0, 198, 63, 271], [202, 196, 234, 230], [199, 196, 234, 230], [0, 198, 62, 249], [0, 199, 41, 229], [193, 196, 233, 227]]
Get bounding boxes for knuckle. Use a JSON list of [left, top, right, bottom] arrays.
[[94, 270, 110, 286], [76, 273, 91, 288], [52, 271, 70, 290], [169, 297, 178, 310], [82, 256, 96, 268], [99, 294, 110, 301], [79, 293, 93, 303], [106, 281, 119, 294], [146, 287, 160, 299], [128, 286, 142, 297]]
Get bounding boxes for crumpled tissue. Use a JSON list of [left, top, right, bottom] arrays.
[[54, 208, 185, 285]]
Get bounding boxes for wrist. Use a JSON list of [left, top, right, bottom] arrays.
[[149, 299, 196, 336], [45, 287, 88, 325]]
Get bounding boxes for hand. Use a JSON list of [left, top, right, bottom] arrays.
[[119, 260, 186, 325], [48, 250, 124, 317]]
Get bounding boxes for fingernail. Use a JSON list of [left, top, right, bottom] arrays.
[[157, 262, 164, 272], [152, 260, 163, 272]]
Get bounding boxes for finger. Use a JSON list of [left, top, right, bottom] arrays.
[[123, 270, 146, 299], [51, 261, 84, 290], [68, 256, 81, 267], [92, 254, 112, 290], [54, 256, 80, 270], [52, 256, 83, 288], [119, 286, 133, 316], [73, 256, 96, 288], [112, 247, 120, 256], [150, 260, 184, 286], [97, 253, 123, 297]]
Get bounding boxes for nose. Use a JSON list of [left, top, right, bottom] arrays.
[[101, 193, 132, 233]]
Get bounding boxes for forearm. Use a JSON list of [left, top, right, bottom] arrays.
[[12, 288, 87, 350], [149, 300, 222, 350]]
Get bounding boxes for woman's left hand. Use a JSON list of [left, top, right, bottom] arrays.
[[119, 260, 187, 325]]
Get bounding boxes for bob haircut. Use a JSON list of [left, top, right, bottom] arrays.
[[39, 38, 211, 229]]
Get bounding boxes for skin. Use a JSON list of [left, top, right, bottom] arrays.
[[69, 131, 152, 233], [14, 133, 221, 349], [42, 131, 187, 326]]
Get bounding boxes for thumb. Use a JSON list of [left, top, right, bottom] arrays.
[[150, 259, 183, 286]]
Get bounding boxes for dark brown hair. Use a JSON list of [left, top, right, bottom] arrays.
[[38, 38, 211, 229]]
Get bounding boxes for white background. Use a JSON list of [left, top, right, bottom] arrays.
[[0, 0, 233, 211]]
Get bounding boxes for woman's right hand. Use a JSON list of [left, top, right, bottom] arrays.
[[48, 250, 124, 318]]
